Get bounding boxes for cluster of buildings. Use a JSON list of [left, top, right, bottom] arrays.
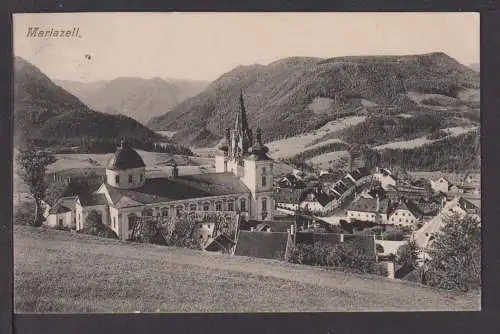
[[39, 93, 481, 280]]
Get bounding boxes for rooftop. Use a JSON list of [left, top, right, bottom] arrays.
[[104, 172, 250, 205], [107, 138, 146, 171], [234, 231, 289, 260], [348, 198, 390, 214]]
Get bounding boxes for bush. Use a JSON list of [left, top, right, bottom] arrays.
[[424, 214, 481, 292], [14, 200, 36, 226], [288, 242, 384, 276]]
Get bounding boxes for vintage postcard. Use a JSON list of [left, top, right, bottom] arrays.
[[13, 12, 480, 312]]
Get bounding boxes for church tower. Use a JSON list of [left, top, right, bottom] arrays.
[[215, 91, 274, 221]]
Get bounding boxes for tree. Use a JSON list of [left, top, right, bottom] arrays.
[[84, 210, 103, 231], [424, 214, 481, 292], [16, 142, 57, 226], [396, 239, 420, 268]]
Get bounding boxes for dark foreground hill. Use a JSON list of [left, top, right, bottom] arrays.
[[13, 57, 169, 151], [14, 225, 480, 312], [148, 52, 479, 147], [56, 77, 208, 124]]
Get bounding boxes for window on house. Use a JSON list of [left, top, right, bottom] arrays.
[[240, 198, 247, 212], [128, 175, 133, 184], [215, 202, 222, 211], [140, 173, 144, 182], [262, 167, 266, 174], [190, 204, 197, 211], [203, 202, 210, 211], [176, 206, 183, 217], [113, 217, 116, 229], [262, 198, 267, 212], [199, 235, 203, 239], [143, 208, 153, 217], [115, 175, 120, 184], [227, 200, 234, 211], [262, 175, 267, 187], [161, 207, 169, 217]]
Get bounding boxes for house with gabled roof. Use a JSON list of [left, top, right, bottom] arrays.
[[299, 189, 339, 214], [346, 197, 390, 224], [234, 230, 291, 260], [373, 167, 397, 190], [430, 176, 453, 193], [274, 187, 304, 211], [387, 199, 423, 227], [45, 196, 78, 229]]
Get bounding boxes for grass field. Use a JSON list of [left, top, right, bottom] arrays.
[[14, 226, 480, 313], [266, 116, 365, 159]]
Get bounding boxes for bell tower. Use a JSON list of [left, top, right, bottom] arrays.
[[214, 91, 274, 221]]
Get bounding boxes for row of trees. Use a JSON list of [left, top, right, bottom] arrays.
[[31, 136, 194, 156]]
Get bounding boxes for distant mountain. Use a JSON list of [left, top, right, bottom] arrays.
[[14, 57, 163, 148], [469, 63, 480, 72], [148, 52, 479, 147], [56, 77, 208, 124]]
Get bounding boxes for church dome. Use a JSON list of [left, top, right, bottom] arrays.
[[107, 138, 146, 170]]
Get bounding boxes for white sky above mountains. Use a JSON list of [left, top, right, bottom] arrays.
[[14, 12, 479, 82]]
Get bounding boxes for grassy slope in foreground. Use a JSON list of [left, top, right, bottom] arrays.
[[14, 226, 480, 312]]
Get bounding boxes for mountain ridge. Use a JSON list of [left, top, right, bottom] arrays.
[[56, 77, 208, 124], [13, 57, 165, 149], [148, 52, 479, 147]]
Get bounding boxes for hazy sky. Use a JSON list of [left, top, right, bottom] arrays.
[[13, 12, 479, 82]]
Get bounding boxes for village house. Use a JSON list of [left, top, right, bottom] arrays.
[[49, 93, 276, 241], [346, 196, 390, 224], [45, 196, 78, 229], [373, 167, 397, 190], [387, 199, 423, 227], [274, 187, 304, 211], [299, 188, 339, 215], [430, 176, 453, 193]]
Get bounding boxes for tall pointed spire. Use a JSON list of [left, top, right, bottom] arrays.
[[236, 90, 252, 154]]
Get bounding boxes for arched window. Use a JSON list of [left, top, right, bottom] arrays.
[[215, 201, 223, 211], [190, 204, 197, 211], [227, 200, 234, 211], [240, 198, 247, 212], [175, 205, 184, 217], [203, 202, 210, 211], [160, 207, 169, 217]]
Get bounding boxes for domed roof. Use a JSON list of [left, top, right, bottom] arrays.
[[107, 138, 146, 170]]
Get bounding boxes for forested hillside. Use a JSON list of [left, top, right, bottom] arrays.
[[148, 52, 479, 147]]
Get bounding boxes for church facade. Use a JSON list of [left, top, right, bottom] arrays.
[[50, 93, 275, 241]]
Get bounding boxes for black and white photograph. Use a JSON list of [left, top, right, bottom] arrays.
[[13, 12, 481, 312]]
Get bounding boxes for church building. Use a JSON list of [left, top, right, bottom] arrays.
[[67, 93, 274, 240]]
